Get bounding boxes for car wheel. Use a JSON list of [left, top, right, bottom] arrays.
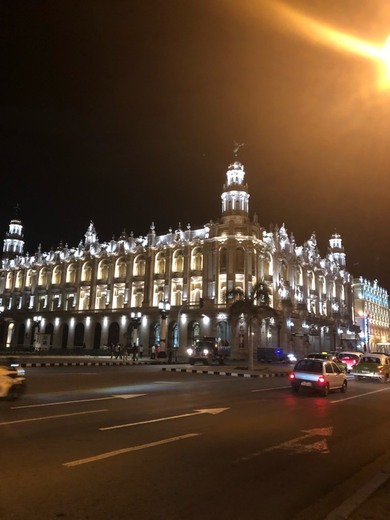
[[321, 384, 329, 397], [381, 374, 389, 384], [291, 384, 299, 394], [7, 385, 20, 401], [340, 380, 347, 393]]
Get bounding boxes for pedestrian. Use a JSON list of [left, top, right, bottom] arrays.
[[132, 343, 138, 361], [121, 343, 127, 361], [115, 343, 121, 360], [151, 345, 156, 360], [139, 344, 143, 359]]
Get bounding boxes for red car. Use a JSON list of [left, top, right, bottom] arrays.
[[336, 352, 362, 372]]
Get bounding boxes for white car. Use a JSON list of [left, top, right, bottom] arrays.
[[290, 358, 347, 396], [0, 359, 26, 401]]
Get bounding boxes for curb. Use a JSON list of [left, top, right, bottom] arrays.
[[19, 360, 152, 368], [162, 367, 289, 378]]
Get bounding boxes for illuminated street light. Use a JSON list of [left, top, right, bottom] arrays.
[[268, 2, 390, 89], [130, 311, 142, 346], [158, 299, 171, 357], [176, 299, 187, 352]]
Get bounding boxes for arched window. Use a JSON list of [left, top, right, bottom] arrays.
[[81, 262, 92, 282], [93, 323, 102, 349], [219, 248, 227, 273], [155, 253, 166, 274], [115, 257, 127, 278], [17, 323, 26, 347], [15, 271, 24, 289], [188, 321, 200, 344], [5, 272, 13, 290], [216, 321, 229, 344], [149, 322, 160, 348], [263, 254, 273, 278], [45, 323, 54, 346], [108, 322, 120, 346], [66, 264, 76, 284], [295, 266, 303, 286], [74, 323, 85, 347], [38, 267, 49, 287], [173, 250, 184, 272], [26, 269, 33, 287], [61, 324, 69, 349], [236, 248, 245, 273], [133, 255, 146, 276], [280, 262, 288, 282], [191, 248, 203, 270], [52, 266, 62, 285], [97, 260, 109, 282]]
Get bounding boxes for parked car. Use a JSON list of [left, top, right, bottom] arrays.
[[336, 351, 362, 372], [0, 359, 27, 401], [351, 353, 390, 383], [289, 358, 347, 396], [256, 348, 297, 363], [306, 352, 347, 372]]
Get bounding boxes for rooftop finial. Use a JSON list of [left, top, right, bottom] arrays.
[[233, 141, 245, 157]]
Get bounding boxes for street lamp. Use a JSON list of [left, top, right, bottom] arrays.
[[177, 299, 187, 352], [158, 299, 171, 358], [33, 315, 42, 351], [130, 311, 142, 346]]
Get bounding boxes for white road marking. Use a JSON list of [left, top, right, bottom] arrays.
[[330, 386, 390, 403], [100, 407, 229, 431], [236, 427, 333, 462], [252, 386, 290, 392], [11, 394, 146, 409], [0, 409, 108, 426], [63, 433, 200, 467], [153, 381, 180, 384]]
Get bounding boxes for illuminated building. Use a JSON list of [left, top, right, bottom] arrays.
[[0, 159, 357, 358], [352, 277, 390, 353]]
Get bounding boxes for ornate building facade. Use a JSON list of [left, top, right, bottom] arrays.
[[352, 277, 390, 353], [0, 159, 357, 358]]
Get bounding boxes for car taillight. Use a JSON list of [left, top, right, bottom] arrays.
[[318, 375, 326, 384], [289, 373, 295, 380]]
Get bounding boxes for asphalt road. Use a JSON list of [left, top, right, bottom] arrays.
[[1, 365, 390, 520]]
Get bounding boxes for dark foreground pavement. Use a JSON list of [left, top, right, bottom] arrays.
[[1, 353, 389, 519]]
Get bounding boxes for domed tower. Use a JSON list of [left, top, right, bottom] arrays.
[[329, 233, 346, 267], [221, 160, 250, 224], [3, 205, 25, 261]]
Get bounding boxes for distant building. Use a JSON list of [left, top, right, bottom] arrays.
[[0, 159, 357, 358], [352, 277, 390, 353]]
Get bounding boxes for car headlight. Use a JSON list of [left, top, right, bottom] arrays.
[[187, 348, 194, 356], [203, 349, 209, 355], [287, 354, 297, 362]]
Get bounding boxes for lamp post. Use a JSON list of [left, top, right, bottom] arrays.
[[158, 299, 170, 357], [130, 311, 142, 346], [277, 320, 282, 349], [176, 299, 187, 353], [33, 315, 42, 351]]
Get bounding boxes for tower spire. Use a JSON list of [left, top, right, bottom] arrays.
[[2, 204, 25, 261]]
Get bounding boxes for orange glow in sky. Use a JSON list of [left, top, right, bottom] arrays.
[[271, 1, 390, 90]]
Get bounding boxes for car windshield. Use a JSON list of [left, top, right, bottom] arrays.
[[339, 354, 359, 360], [295, 360, 322, 373]]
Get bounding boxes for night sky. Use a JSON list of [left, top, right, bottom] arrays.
[[2, 1, 390, 291]]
